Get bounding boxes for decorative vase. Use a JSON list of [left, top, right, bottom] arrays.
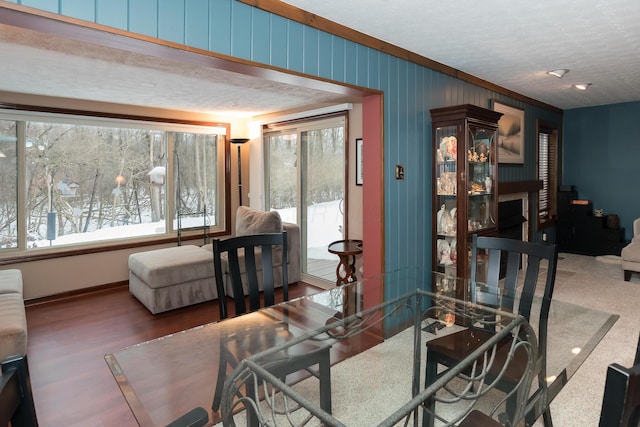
[[484, 176, 492, 193], [437, 205, 446, 234]]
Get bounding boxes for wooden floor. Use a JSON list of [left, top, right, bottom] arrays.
[[24, 282, 342, 427]]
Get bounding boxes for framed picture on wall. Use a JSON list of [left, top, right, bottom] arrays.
[[493, 101, 525, 164], [356, 138, 363, 185]]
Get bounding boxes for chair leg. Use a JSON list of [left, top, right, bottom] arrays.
[[537, 370, 553, 427], [542, 407, 553, 427], [624, 270, 632, 281], [422, 357, 437, 427], [244, 379, 260, 427], [211, 348, 228, 412], [506, 393, 518, 426], [318, 348, 332, 414]]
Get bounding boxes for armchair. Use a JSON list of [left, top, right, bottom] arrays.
[[621, 218, 640, 281]]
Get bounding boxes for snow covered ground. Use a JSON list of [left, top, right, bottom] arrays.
[[31, 201, 344, 262]]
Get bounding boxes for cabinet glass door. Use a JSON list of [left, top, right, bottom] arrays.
[[434, 125, 458, 276], [466, 124, 497, 233]]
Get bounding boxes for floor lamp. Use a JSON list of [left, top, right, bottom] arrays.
[[230, 138, 249, 206]]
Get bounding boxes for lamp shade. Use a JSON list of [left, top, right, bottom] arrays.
[[573, 83, 592, 91], [547, 69, 569, 78]]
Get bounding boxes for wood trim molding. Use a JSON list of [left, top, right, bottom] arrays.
[[24, 281, 128, 306], [238, 0, 563, 114], [498, 180, 543, 195], [0, 3, 373, 101], [0, 100, 231, 128]]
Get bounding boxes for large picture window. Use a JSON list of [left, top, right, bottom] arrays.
[[0, 111, 228, 253]]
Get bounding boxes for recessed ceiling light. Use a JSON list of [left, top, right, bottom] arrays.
[[573, 83, 592, 91], [547, 69, 569, 78]]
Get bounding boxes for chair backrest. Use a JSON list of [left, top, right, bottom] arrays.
[[599, 334, 640, 427], [213, 231, 288, 320], [470, 234, 559, 371], [470, 234, 558, 318]]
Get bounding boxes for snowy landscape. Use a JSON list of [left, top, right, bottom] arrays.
[[32, 200, 344, 262]]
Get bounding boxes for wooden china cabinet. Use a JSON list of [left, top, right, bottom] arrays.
[[431, 104, 502, 300]]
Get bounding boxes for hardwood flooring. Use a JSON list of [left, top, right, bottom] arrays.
[[24, 282, 332, 427]]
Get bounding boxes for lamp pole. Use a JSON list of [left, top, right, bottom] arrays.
[[230, 138, 249, 206]]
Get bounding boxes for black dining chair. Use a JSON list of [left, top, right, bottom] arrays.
[[0, 354, 39, 427], [599, 333, 640, 427], [211, 231, 332, 424], [424, 235, 559, 427]]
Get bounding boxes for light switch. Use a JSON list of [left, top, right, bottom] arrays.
[[395, 164, 405, 180]]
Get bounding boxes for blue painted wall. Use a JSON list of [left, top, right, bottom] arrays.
[[564, 101, 640, 241], [15, 0, 563, 301]]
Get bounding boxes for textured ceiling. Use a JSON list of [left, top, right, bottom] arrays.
[[283, 0, 640, 110], [0, 24, 353, 118], [1, 1, 639, 116]]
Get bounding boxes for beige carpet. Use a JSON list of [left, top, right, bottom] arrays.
[[595, 254, 623, 265], [531, 252, 640, 426]]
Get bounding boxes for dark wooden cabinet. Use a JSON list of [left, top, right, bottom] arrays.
[[557, 188, 626, 256], [557, 188, 578, 250], [431, 105, 502, 298]]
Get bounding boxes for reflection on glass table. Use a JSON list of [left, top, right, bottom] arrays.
[[105, 269, 618, 426]]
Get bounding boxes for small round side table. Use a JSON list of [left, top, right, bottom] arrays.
[[328, 239, 363, 287]]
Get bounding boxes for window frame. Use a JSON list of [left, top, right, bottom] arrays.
[[0, 104, 231, 263], [537, 120, 559, 230]]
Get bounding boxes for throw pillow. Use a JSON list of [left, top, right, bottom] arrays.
[[236, 206, 283, 236]]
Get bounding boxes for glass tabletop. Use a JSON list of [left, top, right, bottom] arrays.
[[105, 269, 618, 426]]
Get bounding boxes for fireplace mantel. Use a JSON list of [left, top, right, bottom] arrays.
[[498, 180, 542, 195], [497, 180, 541, 243]]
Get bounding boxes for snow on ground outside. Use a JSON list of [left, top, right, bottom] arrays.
[[32, 201, 344, 260]]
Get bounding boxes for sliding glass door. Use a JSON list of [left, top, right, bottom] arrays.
[[265, 115, 346, 286]]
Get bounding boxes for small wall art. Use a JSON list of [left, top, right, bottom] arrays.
[[493, 101, 525, 164], [356, 138, 363, 185]]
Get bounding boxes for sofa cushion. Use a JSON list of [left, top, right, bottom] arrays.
[[128, 245, 214, 289], [236, 206, 282, 236], [0, 269, 23, 295]]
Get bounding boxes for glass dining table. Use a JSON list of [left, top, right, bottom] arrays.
[[105, 268, 618, 426]]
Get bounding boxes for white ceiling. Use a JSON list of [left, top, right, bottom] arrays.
[[283, 0, 640, 110], [1, 1, 639, 115]]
